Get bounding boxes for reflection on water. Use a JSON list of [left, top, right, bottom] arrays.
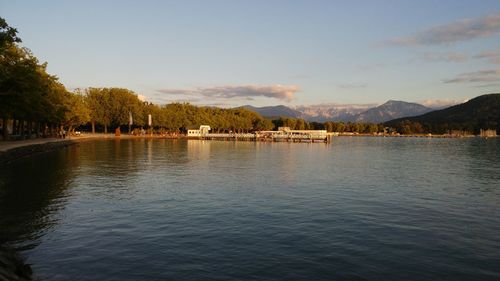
[[0, 138, 499, 281], [0, 146, 80, 250]]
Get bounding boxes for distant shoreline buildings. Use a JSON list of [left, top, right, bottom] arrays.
[[186, 125, 330, 143]]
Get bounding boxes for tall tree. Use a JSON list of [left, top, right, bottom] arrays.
[[0, 17, 21, 49]]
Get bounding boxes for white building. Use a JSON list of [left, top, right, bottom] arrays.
[[187, 125, 211, 137]]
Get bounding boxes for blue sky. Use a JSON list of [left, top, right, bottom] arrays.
[[1, 0, 500, 107]]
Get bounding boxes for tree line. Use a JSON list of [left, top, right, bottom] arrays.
[[271, 117, 384, 134], [83, 87, 275, 134]]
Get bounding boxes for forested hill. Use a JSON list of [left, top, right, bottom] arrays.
[[385, 94, 500, 134]]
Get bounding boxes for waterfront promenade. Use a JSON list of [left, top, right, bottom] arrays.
[[0, 134, 115, 164]]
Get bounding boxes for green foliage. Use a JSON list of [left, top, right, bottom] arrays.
[[0, 44, 68, 123], [64, 90, 91, 130], [0, 17, 85, 138], [84, 87, 146, 132], [0, 17, 21, 49], [393, 120, 424, 134], [76, 89, 275, 133], [385, 94, 500, 134]]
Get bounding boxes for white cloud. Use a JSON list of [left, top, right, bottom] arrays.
[[443, 69, 500, 83], [157, 84, 300, 102], [387, 13, 500, 46]]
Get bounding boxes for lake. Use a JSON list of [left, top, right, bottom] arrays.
[[1, 137, 499, 280]]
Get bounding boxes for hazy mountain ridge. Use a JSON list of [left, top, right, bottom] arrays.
[[242, 100, 436, 123], [294, 104, 375, 122], [353, 100, 434, 123]]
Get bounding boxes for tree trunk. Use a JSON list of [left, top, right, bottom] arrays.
[[11, 119, 16, 135], [91, 121, 95, 134], [104, 124, 108, 134], [2, 118, 8, 140], [19, 120, 25, 138], [43, 123, 47, 137], [27, 121, 32, 139], [35, 122, 39, 138]]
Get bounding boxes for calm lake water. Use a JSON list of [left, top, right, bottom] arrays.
[[1, 137, 499, 280]]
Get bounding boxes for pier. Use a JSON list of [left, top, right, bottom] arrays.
[[187, 126, 331, 143]]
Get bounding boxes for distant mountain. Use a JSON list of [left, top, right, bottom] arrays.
[[241, 101, 435, 123], [241, 104, 374, 122], [353, 100, 434, 123], [294, 104, 374, 122], [385, 93, 500, 133], [241, 105, 303, 119]]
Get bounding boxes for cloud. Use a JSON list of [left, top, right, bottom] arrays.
[[472, 83, 500, 88], [157, 84, 299, 102], [419, 99, 467, 108], [156, 89, 196, 95], [387, 13, 500, 46], [199, 102, 235, 108], [443, 69, 500, 83], [416, 52, 468, 63], [337, 83, 367, 89], [161, 98, 202, 104], [474, 50, 500, 64]]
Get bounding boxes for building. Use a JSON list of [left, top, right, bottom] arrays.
[[187, 125, 211, 137]]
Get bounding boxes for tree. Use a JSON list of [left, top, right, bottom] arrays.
[[0, 43, 68, 138], [0, 18, 75, 139], [63, 90, 90, 133], [85, 88, 109, 133], [0, 17, 21, 49]]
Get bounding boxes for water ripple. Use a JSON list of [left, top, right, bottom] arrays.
[[0, 138, 499, 280]]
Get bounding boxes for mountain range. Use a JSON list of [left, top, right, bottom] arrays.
[[242, 100, 435, 123]]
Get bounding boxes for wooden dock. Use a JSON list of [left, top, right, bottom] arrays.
[[188, 127, 331, 143]]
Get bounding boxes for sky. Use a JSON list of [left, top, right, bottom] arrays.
[[1, 0, 500, 107]]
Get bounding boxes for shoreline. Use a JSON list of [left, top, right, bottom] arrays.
[[0, 134, 108, 165], [0, 132, 495, 165], [0, 138, 78, 165], [0, 134, 177, 165]]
